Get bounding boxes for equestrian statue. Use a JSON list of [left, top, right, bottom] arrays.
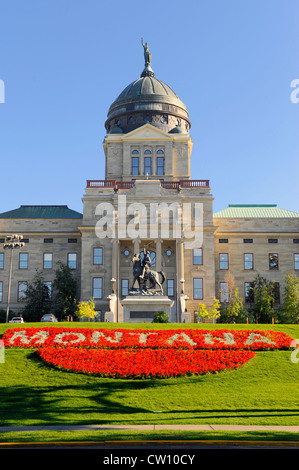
[[130, 248, 165, 295]]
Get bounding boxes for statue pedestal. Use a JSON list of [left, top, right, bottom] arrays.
[[121, 295, 174, 323]]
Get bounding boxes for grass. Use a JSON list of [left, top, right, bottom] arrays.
[[1, 322, 299, 443]]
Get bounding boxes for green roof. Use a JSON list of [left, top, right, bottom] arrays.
[[213, 204, 299, 218], [0, 205, 83, 219]]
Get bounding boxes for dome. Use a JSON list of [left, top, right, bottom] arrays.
[[105, 43, 190, 135]]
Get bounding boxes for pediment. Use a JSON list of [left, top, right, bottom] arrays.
[[122, 124, 172, 141]]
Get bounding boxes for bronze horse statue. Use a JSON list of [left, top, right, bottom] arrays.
[[131, 253, 165, 294]]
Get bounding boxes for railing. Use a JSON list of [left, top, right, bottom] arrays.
[[86, 179, 210, 189]]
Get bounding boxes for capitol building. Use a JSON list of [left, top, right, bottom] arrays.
[[0, 45, 298, 322]]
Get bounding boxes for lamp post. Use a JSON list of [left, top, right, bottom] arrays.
[[3, 234, 25, 323]]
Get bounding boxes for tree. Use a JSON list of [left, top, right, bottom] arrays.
[[251, 274, 275, 323], [23, 270, 52, 321], [220, 287, 245, 323], [152, 311, 169, 323], [197, 299, 221, 321], [281, 272, 299, 323], [75, 298, 97, 320], [52, 262, 77, 320]]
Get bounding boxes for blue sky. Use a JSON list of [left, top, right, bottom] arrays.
[[0, 0, 298, 214]]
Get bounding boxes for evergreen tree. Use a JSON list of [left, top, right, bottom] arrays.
[[23, 270, 52, 321], [52, 262, 77, 320], [281, 272, 299, 323]]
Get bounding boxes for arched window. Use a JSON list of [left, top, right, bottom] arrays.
[[132, 149, 139, 155], [144, 149, 152, 154], [157, 149, 164, 155]]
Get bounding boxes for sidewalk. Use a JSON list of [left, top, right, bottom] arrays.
[[1, 424, 299, 432]]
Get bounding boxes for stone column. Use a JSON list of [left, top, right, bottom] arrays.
[[155, 238, 162, 271]]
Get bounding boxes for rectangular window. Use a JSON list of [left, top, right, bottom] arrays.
[[43, 253, 53, 269], [157, 157, 164, 176], [0, 253, 3, 269], [244, 253, 253, 270], [220, 282, 229, 303], [43, 281, 52, 298], [93, 247, 103, 265], [121, 279, 129, 296], [19, 253, 28, 269], [269, 253, 279, 270], [18, 281, 27, 302], [293, 239, 299, 244], [0, 281, 2, 302], [219, 239, 228, 244], [193, 248, 203, 265], [92, 278, 103, 299], [67, 253, 77, 269], [193, 278, 203, 300], [243, 239, 253, 243], [68, 238, 77, 243], [167, 279, 174, 297], [268, 238, 278, 244], [294, 254, 299, 270], [132, 157, 139, 175], [245, 282, 254, 303], [144, 157, 152, 175], [219, 253, 229, 270], [44, 238, 53, 243]]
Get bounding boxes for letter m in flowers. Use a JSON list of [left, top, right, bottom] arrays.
[[8, 329, 49, 346]]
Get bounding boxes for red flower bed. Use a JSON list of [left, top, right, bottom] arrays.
[[2, 327, 293, 350], [37, 346, 256, 379], [3, 327, 292, 379]]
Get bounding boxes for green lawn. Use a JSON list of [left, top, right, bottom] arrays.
[[1, 322, 299, 442]]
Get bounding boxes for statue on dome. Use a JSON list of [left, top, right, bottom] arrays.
[[141, 37, 152, 66]]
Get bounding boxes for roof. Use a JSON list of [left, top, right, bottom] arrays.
[[213, 204, 299, 218], [0, 205, 83, 219]]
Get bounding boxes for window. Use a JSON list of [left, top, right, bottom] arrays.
[[132, 157, 139, 175], [19, 253, 28, 269], [92, 278, 103, 299], [0, 253, 3, 269], [219, 239, 228, 244], [67, 253, 77, 269], [18, 282, 27, 302], [93, 247, 103, 265], [43, 253, 53, 269], [219, 253, 229, 270], [144, 156, 152, 175], [167, 279, 174, 297], [294, 254, 299, 270], [220, 282, 229, 303], [43, 281, 52, 298], [121, 279, 129, 296], [243, 239, 253, 244], [44, 238, 53, 243], [144, 149, 152, 155], [268, 239, 278, 244], [293, 239, 299, 244], [193, 278, 203, 300], [68, 238, 77, 243], [157, 157, 164, 176], [245, 282, 254, 303], [193, 248, 203, 265], [269, 253, 279, 270], [0, 281, 2, 302], [132, 149, 139, 155], [244, 253, 253, 270], [157, 149, 164, 155]]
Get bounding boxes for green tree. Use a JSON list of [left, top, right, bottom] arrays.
[[23, 270, 52, 321], [52, 262, 77, 320], [197, 298, 221, 321], [251, 274, 275, 323], [221, 287, 246, 323], [75, 298, 97, 320], [281, 272, 299, 323]]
